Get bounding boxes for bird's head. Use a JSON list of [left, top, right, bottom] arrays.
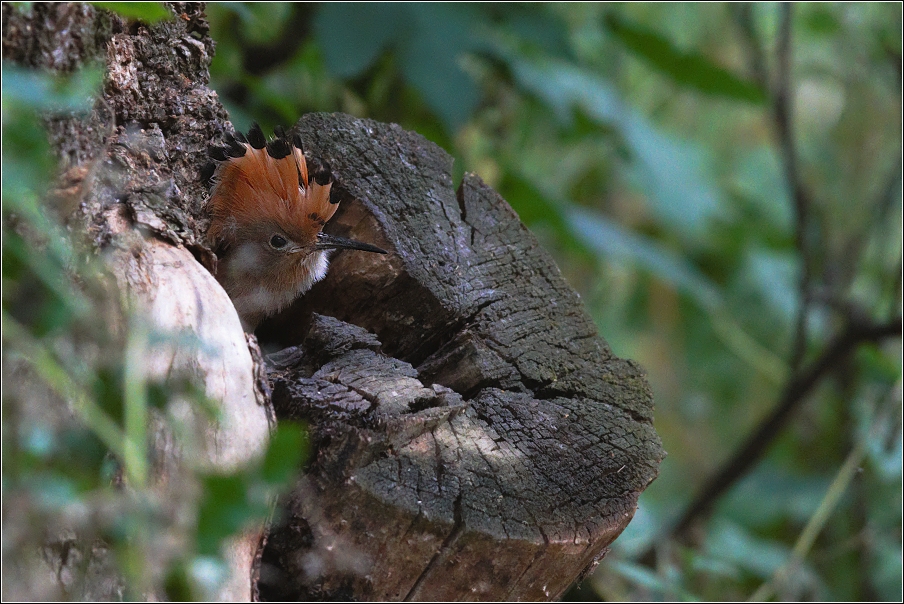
[[202, 124, 386, 328]]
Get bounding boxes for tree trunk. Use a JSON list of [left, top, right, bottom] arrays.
[[3, 3, 270, 600], [3, 3, 663, 601]]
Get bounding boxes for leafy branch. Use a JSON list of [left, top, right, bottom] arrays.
[[640, 2, 903, 563]]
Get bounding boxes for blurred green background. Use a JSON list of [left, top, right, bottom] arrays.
[[3, 2, 901, 601]]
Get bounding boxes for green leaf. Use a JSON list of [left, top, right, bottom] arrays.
[[720, 466, 833, 528], [870, 533, 904, 600], [32, 475, 80, 508], [224, 3, 293, 45], [731, 147, 793, 237], [315, 3, 405, 78], [801, 6, 841, 36], [314, 3, 483, 131], [607, 559, 697, 600], [90, 2, 170, 23], [621, 117, 724, 239], [510, 57, 724, 240], [856, 344, 902, 386], [398, 4, 482, 130], [706, 520, 789, 579], [608, 559, 671, 593], [2, 65, 104, 113], [566, 206, 722, 311], [505, 7, 571, 58], [259, 423, 308, 486], [196, 473, 255, 556], [193, 425, 307, 556], [609, 502, 660, 557], [741, 249, 799, 325], [1, 232, 71, 336], [163, 560, 193, 601], [605, 13, 766, 104]]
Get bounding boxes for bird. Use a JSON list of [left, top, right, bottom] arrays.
[[202, 123, 387, 331]]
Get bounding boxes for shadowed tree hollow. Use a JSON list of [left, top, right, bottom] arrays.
[[2, 3, 663, 600]]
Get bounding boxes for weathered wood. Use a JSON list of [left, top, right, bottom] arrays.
[[256, 114, 664, 600], [4, 3, 663, 600]]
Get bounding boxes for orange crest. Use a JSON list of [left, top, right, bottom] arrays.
[[203, 124, 339, 251]]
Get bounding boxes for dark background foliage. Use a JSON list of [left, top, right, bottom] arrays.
[[3, 3, 901, 600]]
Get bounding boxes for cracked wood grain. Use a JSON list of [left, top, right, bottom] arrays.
[[5, 2, 663, 599], [258, 114, 664, 601]]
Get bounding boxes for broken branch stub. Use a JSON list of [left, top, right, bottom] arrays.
[[257, 113, 665, 600]]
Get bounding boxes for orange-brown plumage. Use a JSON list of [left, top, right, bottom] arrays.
[[203, 124, 385, 330], [207, 132, 333, 253]]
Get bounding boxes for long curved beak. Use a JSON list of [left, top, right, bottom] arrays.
[[315, 232, 387, 254]]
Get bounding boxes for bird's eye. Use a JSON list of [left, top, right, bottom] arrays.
[[269, 234, 288, 249]]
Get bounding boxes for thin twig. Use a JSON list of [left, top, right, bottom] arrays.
[[748, 441, 867, 601], [772, 3, 816, 373], [637, 315, 902, 566], [737, 3, 819, 371], [668, 315, 901, 542], [748, 385, 899, 601], [729, 4, 768, 90]]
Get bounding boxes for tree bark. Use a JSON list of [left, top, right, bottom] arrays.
[[3, 3, 269, 600], [3, 3, 663, 601]]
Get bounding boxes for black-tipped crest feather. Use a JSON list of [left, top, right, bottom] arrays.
[[209, 145, 228, 162], [312, 159, 332, 186], [224, 136, 246, 158], [247, 123, 266, 149], [266, 138, 291, 159], [204, 122, 388, 329]]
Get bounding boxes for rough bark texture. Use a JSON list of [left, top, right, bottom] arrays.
[[3, 2, 663, 601], [2, 1, 226, 251], [255, 114, 665, 601], [3, 3, 269, 600]]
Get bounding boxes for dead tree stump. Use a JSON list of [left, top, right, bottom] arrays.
[[3, 3, 662, 600], [256, 113, 665, 601]]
